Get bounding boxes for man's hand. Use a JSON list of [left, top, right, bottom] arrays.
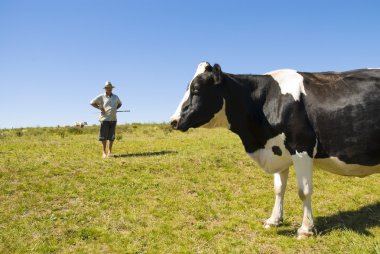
[[91, 103, 106, 114]]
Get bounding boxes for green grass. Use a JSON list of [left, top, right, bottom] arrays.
[[0, 124, 379, 253]]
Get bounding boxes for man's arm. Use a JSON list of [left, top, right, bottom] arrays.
[[90, 102, 99, 109], [117, 97, 122, 109], [91, 102, 106, 114], [90, 96, 106, 114]]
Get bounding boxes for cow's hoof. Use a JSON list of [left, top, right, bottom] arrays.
[[263, 218, 283, 229], [297, 227, 314, 239]]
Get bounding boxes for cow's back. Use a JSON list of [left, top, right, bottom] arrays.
[[300, 69, 380, 168]]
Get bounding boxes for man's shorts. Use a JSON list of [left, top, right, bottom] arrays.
[[99, 121, 117, 141]]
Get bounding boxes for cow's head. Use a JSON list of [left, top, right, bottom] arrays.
[[170, 62, 229, 131]]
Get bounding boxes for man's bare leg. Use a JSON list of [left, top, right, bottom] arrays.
[[108, 141, 113, 157], [101, 140, 107, 158]]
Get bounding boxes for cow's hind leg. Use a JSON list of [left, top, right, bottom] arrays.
[[264, 168, 289, 228], [292, 152, 314, 239]]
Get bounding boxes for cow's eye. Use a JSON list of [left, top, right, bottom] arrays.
[[191, 86, 200, 95]]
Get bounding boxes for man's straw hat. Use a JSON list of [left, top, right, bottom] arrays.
[[103, 81, 115, 89]]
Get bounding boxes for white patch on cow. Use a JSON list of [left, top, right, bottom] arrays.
[[201, 99, 230, 129], [265, 69, 306, 101], [312, 140, 318, 158], [315, 157, 380, 177], [170, 90, 190, 122], [247, 133, 292, 174], [170, 62, 210, 121]]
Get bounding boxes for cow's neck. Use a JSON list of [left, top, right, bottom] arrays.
[[221, 74, 280, 153]]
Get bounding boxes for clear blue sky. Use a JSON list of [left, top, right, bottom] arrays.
[[1, 0, 379, 128]]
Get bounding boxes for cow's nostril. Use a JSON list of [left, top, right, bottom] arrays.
[[170, 120, 178, 129]]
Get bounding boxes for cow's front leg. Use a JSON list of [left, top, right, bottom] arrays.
[[264, 168, 289, 228], [292, 152, 314, 239]]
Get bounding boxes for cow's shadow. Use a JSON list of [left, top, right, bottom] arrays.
[[277, 202, 380, 236], [314, 202, 380, 236], [113, 150, 177, 158]]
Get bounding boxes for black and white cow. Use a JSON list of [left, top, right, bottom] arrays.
[[170, 62, 380, 239]]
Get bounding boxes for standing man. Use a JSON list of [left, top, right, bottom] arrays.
[[90, 81, 122, 158]]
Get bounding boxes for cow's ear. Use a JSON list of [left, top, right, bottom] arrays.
[[212, 64, 222, 85]]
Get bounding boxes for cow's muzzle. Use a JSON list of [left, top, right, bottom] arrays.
[[170, 119, 179, 129]]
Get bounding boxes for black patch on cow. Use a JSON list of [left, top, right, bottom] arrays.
[[300, 69, 380, 166], [272, 146, 282, 156]]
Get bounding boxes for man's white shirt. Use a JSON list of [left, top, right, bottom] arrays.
[[90, 93, 122, 122]]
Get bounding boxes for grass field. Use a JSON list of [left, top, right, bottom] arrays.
[[0, 124, 379, 253]]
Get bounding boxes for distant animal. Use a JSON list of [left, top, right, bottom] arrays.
[[74, 121, 88, 128], [170, 62, 380, 239]]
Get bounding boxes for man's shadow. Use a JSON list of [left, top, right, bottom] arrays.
[[277, 202, 380, 236], [113, 150, 177, 158]]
